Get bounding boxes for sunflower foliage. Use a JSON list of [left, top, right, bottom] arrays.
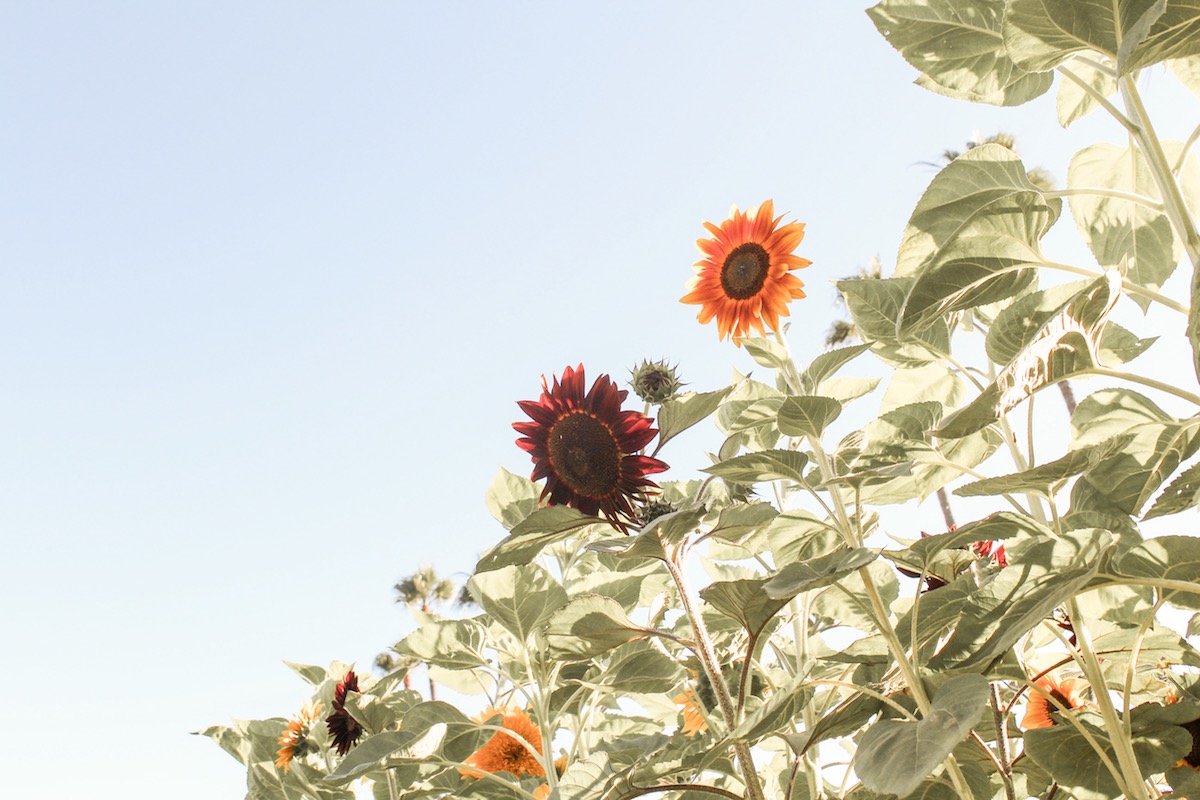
[[206, 2, 1200, 799]]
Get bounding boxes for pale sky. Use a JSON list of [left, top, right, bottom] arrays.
[[3, 3, 1197, 798]]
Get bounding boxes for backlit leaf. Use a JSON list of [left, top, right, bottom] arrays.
[[467, 564, 567, 643]]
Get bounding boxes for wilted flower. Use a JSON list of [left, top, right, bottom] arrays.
[[275, 701, 322, 772], [681, 199, 811, 343], [629, 359, 683, 404], [514, 365, 668, 532], [326, 671, 363, 756], [461, 707, 546, 779]]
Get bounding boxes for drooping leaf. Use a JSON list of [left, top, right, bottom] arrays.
[[938, 272, 1119, 438], [467, 564, 568, 643], [282, 660, 327, 687], [726, 680, 814, 745], [837, 276, 952, 365], [868, 0, 1053, 105], [1057, 56, 1118, 127], [324, 731, 417, 784], [543, 594, 652, 660], [854, 674, 990, 798], [739, 337, 792, 373]]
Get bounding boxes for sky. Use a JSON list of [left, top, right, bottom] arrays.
[[3, 3, 1198, 798]]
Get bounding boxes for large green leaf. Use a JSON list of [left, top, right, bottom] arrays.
[[656, 386, 736, 450], [476, 505, 602, 573], [604, 641, 684, 693], [867, 0, 1053, 105], [556, 753, 615, 800], [953, 434, 1133, 497], [894, 145, 1060, 279], [938, 272, 1119, 438], [485, 467, 541, 530], [763, 548, 880, 599], [702, 449, 810, 484], [394, 618, 488, 671], [799, 343, 873, 393], [1072, 389, 1200, 514], [708, 501, 779, 544], [837, 276, 952, 365], [927, 528, 1111, 670], [1004, 0, 1200, 75], [1110, 535, 1200, 609], [1142, 461, 1200, 519], [467, 564, 567, 644], [854, 674, 990, 798], [1068, 143, 1181, 310], [543, 594, 652, 660], [701, 577, 792, 637], [777, 395, 843, 438], [1025, 711, 1191, 800]]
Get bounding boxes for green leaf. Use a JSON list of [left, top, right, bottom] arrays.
[[543, 594, 652, 660], [604, 640, 684, 693], [894, 145, 1060, 279], [819, 376, 882, 404], [887, 512, 1028, 572], [1025, 712, 1191, 799], [657, 387, 736, 450], [394, 619, 487, 671], [837, 276, 952, 364], [800, 343, 873, 392], [1068, 143, 1181, 310], [556, 753, 615, 800], [1110, 535, 1200, 609], [1004, 0, 1198, 75], [739, 337, 791, 372], [938, 272, 1119, 439], [855, 674, 989, 798], [702, 449, 809, 484], [467, 564, 567, 643], [726, 679, 814, 745], [476, 505, 601, 572], [953, 434, 1134, 497], [701, 577, 792, 636], [1098, 321, 1157, 366], [324, 731, 416, 784], [1072, 389, 1200, 514], [881, 362, 967, 413], [1143, 461, 1200, 519], [928, 528, 1111, 670], [708, 501, 778, 543], [763, 548, 879, 599], [867, 0, 1053, 106], [1057, 56, 1118, 127], [1171, 54, 1200, 97], [777, 395, 842, 438], [485, 467, 541, 530], [282, 660, 327, 686], [899, 233, 1041, 333], [589, 506, 706, 562]]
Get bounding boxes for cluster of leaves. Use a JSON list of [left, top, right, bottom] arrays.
[[206, 2, 1200, 799]]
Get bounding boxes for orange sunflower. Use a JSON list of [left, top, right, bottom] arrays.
[[461, 706, 547, 780], [514, 365, 668, 532], [275, 701, 323, 772], [1021, 674, 1088, 730], [681, 199, 811, 343], [674, 685, 708, 736]]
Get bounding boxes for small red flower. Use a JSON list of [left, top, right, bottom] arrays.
[[326, 671, 363, 756], [972, 539, 1007, 567]]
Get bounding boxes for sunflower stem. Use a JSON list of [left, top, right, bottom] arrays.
[[663, 549, 768, 800]]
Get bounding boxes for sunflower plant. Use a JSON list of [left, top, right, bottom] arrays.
[[204, 2, 1200, 799]]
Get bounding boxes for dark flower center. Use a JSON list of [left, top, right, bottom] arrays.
[[548, 412, 621, 499], [1182, 717, 1200, 768], [1046, 689, 1071, 722], [720, 243, 771, 299]]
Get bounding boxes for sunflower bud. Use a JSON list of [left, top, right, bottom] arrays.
[[629, 359, 683, 404], [638, 498, 677, 526]]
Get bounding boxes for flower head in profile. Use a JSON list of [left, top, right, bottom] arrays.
[[514, 365, 669, 532], [461, 706, 546, 780], [681, 199, 811, 343], [674, 685, 708, 736], [325, 670, 363, 756], [1021, 674, 1087, 730], [275, 701, 323, 772]]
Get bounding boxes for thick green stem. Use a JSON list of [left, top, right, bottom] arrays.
[[664, 553, 767, 800]]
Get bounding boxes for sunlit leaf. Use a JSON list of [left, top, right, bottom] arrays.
[[702, 449, 809, 484], [800, 343, 873, 393], [1057, 56, 1118, 127], [394, 618, 487, 671], [477, 505, 603, 573], [543, 594, 652, 660], [467, 564, 567, 643], [1142, 461, 1200, 519], [485, 467, 541, 530], [777, 395, 843, 438], [1110, 535, 1200, 609], [657, 386, 736, 450], [763, 548, 879, 599], [954, 434, 1133, 497]]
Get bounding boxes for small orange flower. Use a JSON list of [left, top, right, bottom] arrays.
[[681, 199, 811, 343], [1021, 675, 1087, 730], [461, 707, 546, 780], [674, 686, 708, 736], [275, 701, 322, 772]]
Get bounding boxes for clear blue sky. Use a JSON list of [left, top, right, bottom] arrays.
[[2, 3, 1196, 798]]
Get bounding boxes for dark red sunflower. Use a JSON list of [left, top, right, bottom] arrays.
[[514, 365, 668, 532], [681, 199, 811, 343], [326, 670, 363, 756]]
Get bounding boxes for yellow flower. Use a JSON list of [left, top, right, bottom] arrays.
[[275, 701, 322, 772], [461, 707, 546, 779], [674, 686, 708, 736], [681, 199, 810, 343]]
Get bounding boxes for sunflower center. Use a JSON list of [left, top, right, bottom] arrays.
[[548, 412, 621, 499], [720, 242, 771, 300]]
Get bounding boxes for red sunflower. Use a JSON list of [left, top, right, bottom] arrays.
[[681, 199, 811, 343], [325, 670, 364, 756], [514, 365, 668, 532]]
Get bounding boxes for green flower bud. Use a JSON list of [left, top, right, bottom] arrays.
[[629, 359, 683, 404]]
